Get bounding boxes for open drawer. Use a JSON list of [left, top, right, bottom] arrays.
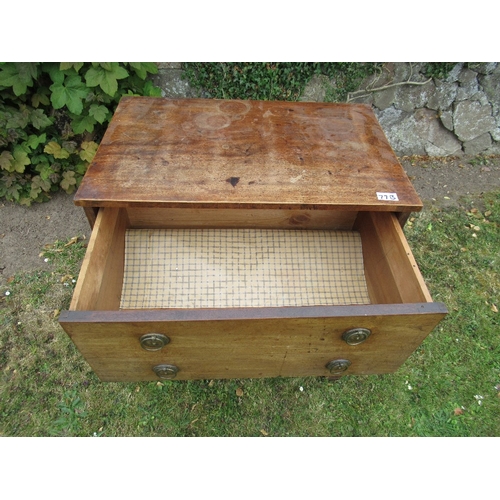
[[59, 207, 447, 381]]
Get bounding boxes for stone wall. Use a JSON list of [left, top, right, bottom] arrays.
[[347, 62, 500, 157]]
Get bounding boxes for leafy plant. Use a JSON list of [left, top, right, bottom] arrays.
[[0, 62, 161, 205], [423, 62, 457, 80], [49, 390, 88, 436], [322, 62, 382, 102], [182, 62, 380, 102], [469, 155, 492, 167]]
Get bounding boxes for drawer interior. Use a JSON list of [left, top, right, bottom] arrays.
[[120, 228, 370, 309], [70, 207, 433, 312]]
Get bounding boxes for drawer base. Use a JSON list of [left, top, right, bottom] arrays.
[[120, 228, 370, 309]]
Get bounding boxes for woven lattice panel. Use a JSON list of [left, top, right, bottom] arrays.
[[120, 229, 370, 309]]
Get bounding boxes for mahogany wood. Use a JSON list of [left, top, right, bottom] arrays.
[[60, 304, 447, 381], [74, 97, 422, 213]]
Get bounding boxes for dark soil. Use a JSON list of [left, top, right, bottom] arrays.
[[0, 192, 90, 285], [1, 155, 500, 285], [400, 155, 500, 209]]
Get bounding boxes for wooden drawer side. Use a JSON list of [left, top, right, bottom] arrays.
[[355, 211, 432, 304], [71, 207, 128, 311]]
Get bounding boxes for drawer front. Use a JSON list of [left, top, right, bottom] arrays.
[[60, 305, 446, 381]]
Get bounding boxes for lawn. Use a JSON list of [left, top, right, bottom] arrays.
[[1, 192, 499, 437]]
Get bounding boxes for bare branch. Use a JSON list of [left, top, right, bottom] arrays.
[[347, 71, 433, 103]]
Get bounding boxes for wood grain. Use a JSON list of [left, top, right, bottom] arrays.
[[126, 207, 357, 230], [73, 97, 423, 213], [355, 211, 432, 304], [70, 208, 128, 311], [59, 303, 447, 381]]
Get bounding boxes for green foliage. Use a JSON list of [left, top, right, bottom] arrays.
[[49, 390, 88, 436], [182, 62, 380, 102], [423, 62, 457, 80], [322, 62, 383, 102], [469, 155, 492, 167], [0, 62, 161, 205]]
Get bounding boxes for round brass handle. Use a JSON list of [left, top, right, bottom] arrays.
[[326, 359, 351, 374], [342, 328, 371, 345], [153, 364, 178, 380], [140, 333, 170, 351]]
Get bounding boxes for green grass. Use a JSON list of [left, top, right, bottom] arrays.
[[1, 193, 499, 437]]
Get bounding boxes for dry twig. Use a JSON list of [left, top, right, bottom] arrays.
[[347, 63, 433, 102]]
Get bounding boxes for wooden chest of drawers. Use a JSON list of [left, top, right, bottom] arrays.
[[59, 97, 447, 382]]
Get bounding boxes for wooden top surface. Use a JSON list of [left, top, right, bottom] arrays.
[[74, 97, 422, 211]]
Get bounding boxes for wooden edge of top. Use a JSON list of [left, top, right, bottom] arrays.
[[72, 198, 424, 213]]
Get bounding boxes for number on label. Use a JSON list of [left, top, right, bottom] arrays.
[[376, 192, 399, 201]]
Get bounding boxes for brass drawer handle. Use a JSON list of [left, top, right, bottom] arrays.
[[326, 359, 351, 374], [140, 333, 170, 351], [153, 364, 179, 380], [342, 328, 371, 345]]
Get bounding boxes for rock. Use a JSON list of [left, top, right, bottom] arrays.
[[471, 91, 490, 106], [467, 62, 497, 75], [393, 63, 413, 82], [463, 133, 492, 155], [453, 100, 496, 141], [491, 127, 500, 142], [445, 63, 464, 83], [358, 64, 397, 108], [151, 68, 197, 98], [410, 63, 425, 75], [375, 106, 408, 128], [393, 79, 434, 112], [456, 68, 479, 101], [439, 110, 454, 131], [300, 74, 329, 102], [373, 85, 398, 110], [480, 73, 500, 117], [156, 62, 182, 70], [426, 81, 457, 110], [486, 140, 500, 154], [375, 106, 461, 156], [367, 63, 395, 88], [456, 85, 479, 101], [458, 68, 478, 85], [413, 108, 462, 156], [375, 107, 423, 155], [349, 93, 374, 106]]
